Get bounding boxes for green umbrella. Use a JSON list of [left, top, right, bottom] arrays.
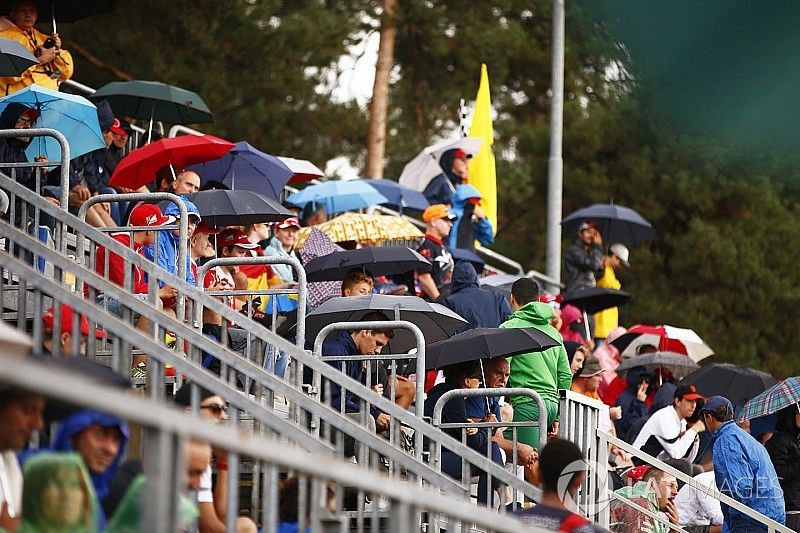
[[90, 80, 213, 139], [588, 0, 800, 151]]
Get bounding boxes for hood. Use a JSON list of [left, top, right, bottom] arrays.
[[505, 301, 562, 340], [625, 366, 652, 393], [164, 195, 201, 220], [95, 100, 114, 132], [560, 304, 583, 326], [453, 184, 481, 205], [438, 148, 461, 186], [53, 409, 129, 502], [0, 102, 29, 129], [450, 261, 479, 293]]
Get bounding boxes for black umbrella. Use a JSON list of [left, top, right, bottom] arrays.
[[678, 363, 778, 409], [0, 0, 115, 31], [0, 37, 36, 77], [561, 203, 656, 246], [450, 247, 485, 274], [184, 189, 292, 226], [616, 351, 700, 380], [305, 294, 467, 353], [303, 246, 431, 282], [425, 327, 559, 370], [561, 287, 631, 315]]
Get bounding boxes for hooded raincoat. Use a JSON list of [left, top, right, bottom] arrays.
[[443, 261, 511, 332], [615, 365, 651, 442], [422, 148, 464, 206], [0, 102, 35, 190]]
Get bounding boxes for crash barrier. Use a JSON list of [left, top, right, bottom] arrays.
[[559, 390, 792, 533], [432, 388, 546, 507], [0, 353, 541, 533], [0, 178, 542, 509]]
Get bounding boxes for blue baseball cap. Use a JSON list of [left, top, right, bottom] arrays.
[[700, 395, 734, 418], [164, 195, 201, 222]]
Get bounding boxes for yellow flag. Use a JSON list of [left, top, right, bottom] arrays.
[[468, 64, 497, 236]]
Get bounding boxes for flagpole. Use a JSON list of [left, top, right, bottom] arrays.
[[545, 0, 565, 293]]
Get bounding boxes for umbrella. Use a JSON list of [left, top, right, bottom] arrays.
[[479, 274, 536, 299], [356, 178, 429, 213], [108, 135, 234, 189], [398, 137, 483, 192], [294, 213, 423, 249], [0, 1, 115, 31], [0, 84, 105, 162], [298, 228, 344, 308], [189, 141, 294, 200], [449, 247, 486, 274], [286, 181, 388, 215], [90, 80, 213, 136], [561, 203, 656, 246], [184, 189, 292, 226], [370, 214, 424, 245], [0, 319, 31, 358], [561, 287, 631, 315], [615, 351, 700, 380], [277, 156, 324, 183], [678, 363, 777, 410], [611, 324, 714, 363], [305, 294, 467, 353], [737, 378, 800, 422], [0, 37, 37, 76], [303, 246, 431, 282], [425, 327, 560, 370]]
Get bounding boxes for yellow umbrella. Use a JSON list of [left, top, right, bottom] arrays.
[[295, 213, 423, 249]]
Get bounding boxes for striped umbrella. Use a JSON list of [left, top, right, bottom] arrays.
[[736, 377, 800, 422]]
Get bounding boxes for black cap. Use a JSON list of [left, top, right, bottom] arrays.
[[674, 384, 704, 401], [174, 382, 216, 406]]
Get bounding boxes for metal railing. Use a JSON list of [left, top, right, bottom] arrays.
[[0, 352, 542, 533], [0, 128, 71, 209]]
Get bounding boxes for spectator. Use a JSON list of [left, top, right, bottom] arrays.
[[175, 384, 257, 533], [611, 467, 680, 533], [184, 439, 213, 493], [594, 244, 629, 342], [423, 148, 469, 206], [415, 204, 455, 301], [559, 304, 588, 344], [0, 1, 73, 95], [501, 277, 571, 450], [0, 104, 43, 193], [144, 195, 201, 285], [595, 326, 627, 392], [107, 118, 131, 170], [632, 385, 705, 463], [515, 438, 605, 532], [570, 355, 605, 403], [300, 202, 327, 227], [764, 404, 800, 531], [41, 304, 105, 356], [674, 469, 723, 533], [264, 216, 301, 284], [190, 221, 219, 275], [173, 169, 201, 194], [447, 184, 493, 251], [341, 270, 374, 297], [565, 341, 587, 376], [564, 220, 603, 293], [206, 228, 258, 312], [538, 293, 564, 331], [443, 261, 512, 332], [425, 360, 504, 505], [0, 387, 44, 531], [18, 453, 96, 532], [278, 476, 336, 533], [614, 366, 652, 442], [700, 396, 785, 532]]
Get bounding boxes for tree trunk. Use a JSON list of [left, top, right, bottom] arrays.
[[365, 0, 398, 180]]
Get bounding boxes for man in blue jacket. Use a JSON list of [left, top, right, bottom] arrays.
[[443, 261, 511, 333], [701, 396, 785, 532], [144, 195, 200, 285]]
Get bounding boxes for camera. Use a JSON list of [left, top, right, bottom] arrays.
[[42, 37, 56, 49]]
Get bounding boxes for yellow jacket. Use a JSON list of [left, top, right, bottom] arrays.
[[0, 25, 73, 95], [594, 264, 621, 339]]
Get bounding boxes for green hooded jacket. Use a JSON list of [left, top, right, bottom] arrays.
[[500, 301, 572, 406]]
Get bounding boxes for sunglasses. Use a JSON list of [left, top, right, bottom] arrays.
[[200, 402, 228, 416]]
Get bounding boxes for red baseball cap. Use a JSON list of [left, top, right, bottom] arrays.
[[217, 228, 258, 250], [276, 216, 301, 230], [194, 221, 220, 235], [129, 204, 174, 228], [109, 118, 127, 136], [43, 305, 106, 338]]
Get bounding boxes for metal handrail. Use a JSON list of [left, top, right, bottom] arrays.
[[0, 128, 70, 209]]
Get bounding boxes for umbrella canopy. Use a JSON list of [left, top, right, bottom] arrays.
[[189, 141, 293, 200], [449, 247, 486, 273], [561, 287, 631, 314], [277, 156, 324, 183], [305, 294, 467, 353], [286, 180, 388, 215], [615, 351, 701, 380], [298, 228, 345, 309], [678, 363, 777, 410], [479, 274, 538, 299], [611, 324, 714, 363], [0, 0, 114, 27], [295, 212, 423, 249], [356, 178, 430, 213], [425, 327, 560, 370], [398, 137, 483, 192], [0, 84, 105, 162], [0, 37, 36, 77], [304, 246, 431, 282], [184, 189, 292, 226], [737, 377, 800, 422], [91, 80, 213, 125], [109, 135, 234, 189], [0, 319, 31, 359], [561, 203, 656, 246]]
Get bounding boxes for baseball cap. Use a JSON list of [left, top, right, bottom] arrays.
[[422, 204, 456, 223], [217, 228, 258, 250], [453, 148, 471, 160], [576, 355, 603, 378], [109, 118, 127, 136], [700, 395, 734, 417], [129, 204, 174, 227], [610, 243, 630, 267], [538, 293, 563, 309], [193, 221, 220, 235], [674, 384, 704, 401], [276, 216, 301, 230], [43, 305, 106, 339], [174, 382, 217, 406], [578, 220, 600, 232]]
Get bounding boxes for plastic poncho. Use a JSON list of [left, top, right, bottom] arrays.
[[106, 474, 197, 533], [18, 452, 98, 533], [610, 480, 665, 533]]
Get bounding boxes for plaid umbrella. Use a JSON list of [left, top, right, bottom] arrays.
[[298, 229, 344, 309], [736, 377, 800, 422]]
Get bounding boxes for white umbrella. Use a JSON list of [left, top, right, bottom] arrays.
[[398, 137, 483, 192], [0, 320, 32, 359], [277, 156, 324, 182]]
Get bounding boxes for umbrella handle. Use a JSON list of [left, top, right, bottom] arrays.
[[51, 0, 56, 34], [479, 360, 491, 413], [583, 311, 591, 341], [147, 102, 155, 144]]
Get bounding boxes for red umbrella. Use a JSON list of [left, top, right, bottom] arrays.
[[109, 135, 235, 189], [610, 324, 714, 362]]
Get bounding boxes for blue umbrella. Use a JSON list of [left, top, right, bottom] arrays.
[[286, 180, 389, 215], [0, 85, 105, 163], [560, 203, 656, 246], [189, 141, 293, 200], [355, 178, 429, 213]]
